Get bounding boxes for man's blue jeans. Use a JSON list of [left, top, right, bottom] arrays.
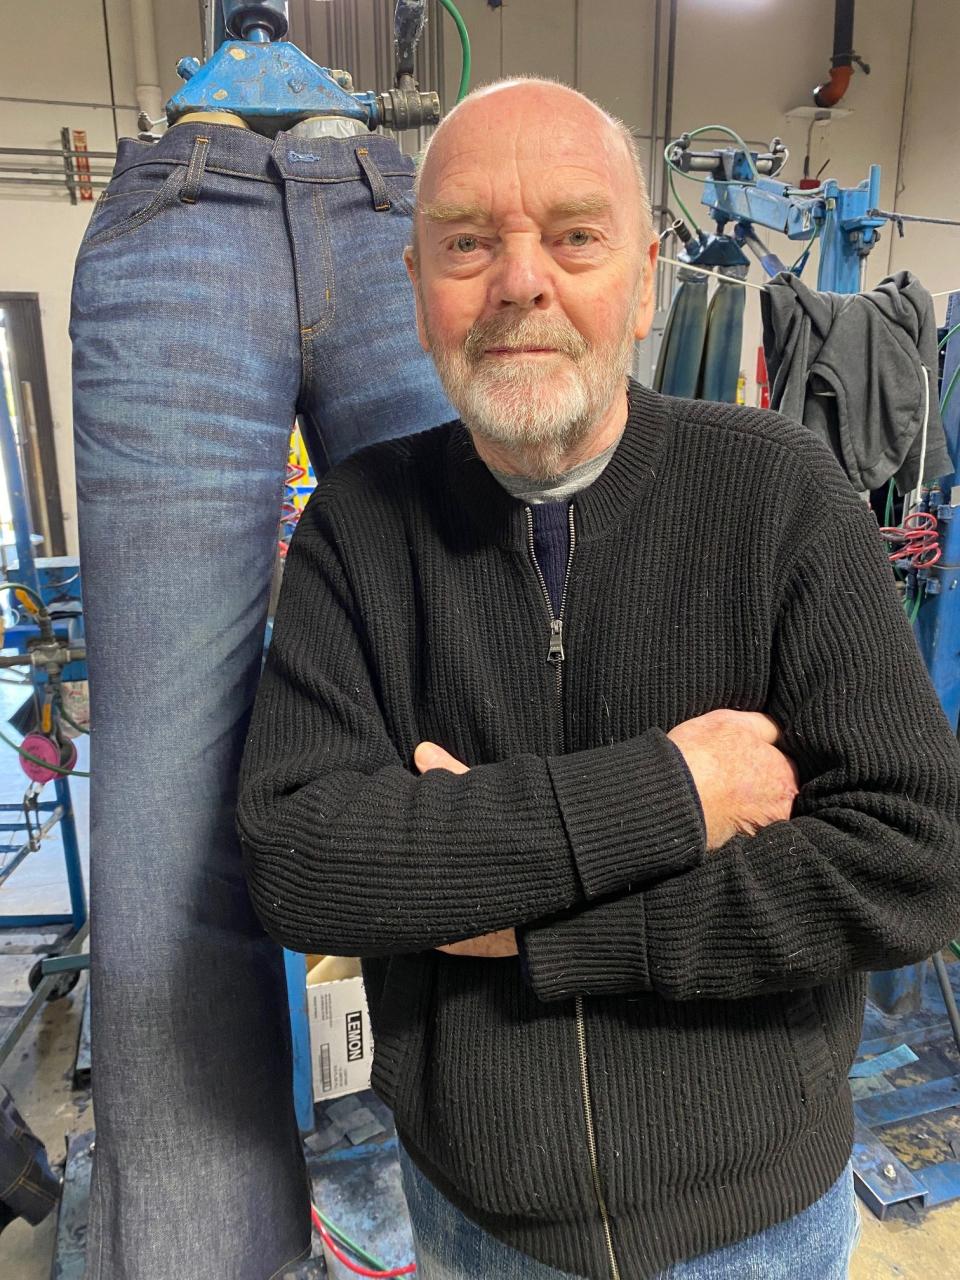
[[70, 121, 451, 1280], [399, 1145, 861, 1280]]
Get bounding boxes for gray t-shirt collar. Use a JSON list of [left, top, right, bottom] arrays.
[[488, 435, 622, 505]]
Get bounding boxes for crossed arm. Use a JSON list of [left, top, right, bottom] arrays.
[[416, 708, 800, 960], [238, 497, 960, 1000]]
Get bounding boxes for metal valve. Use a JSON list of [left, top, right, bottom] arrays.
[[378, 83, 441, 131]]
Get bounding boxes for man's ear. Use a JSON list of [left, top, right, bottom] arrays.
[[633, 236, 659, 341], [403, 245, 431, 353]]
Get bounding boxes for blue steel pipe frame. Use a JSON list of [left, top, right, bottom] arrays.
[[694, 158, 885, 294], [0, 359, 87, 939], [685, 152, 960, 1216], [915, 290, 960, 733]]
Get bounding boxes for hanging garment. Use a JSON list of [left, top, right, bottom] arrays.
[[653, 267, 708, 398], [70, 120, 452, 1280], [760, 269, 953, 492], [697, 266, 747, 404], [654, 265, 746, 404], [0, 1084, 59, 1234]]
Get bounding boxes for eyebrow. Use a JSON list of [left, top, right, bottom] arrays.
[[420, 194, 614, 227], [421, 201, 492, 226]]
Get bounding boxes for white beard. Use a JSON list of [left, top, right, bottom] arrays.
[[426, 287, 640, 481]]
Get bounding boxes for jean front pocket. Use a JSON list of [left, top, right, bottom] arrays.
[[80, 165, 188, 251]]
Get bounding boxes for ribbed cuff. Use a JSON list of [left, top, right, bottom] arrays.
[[520, 894, 652, 1003], [547, 729, 705, 900]]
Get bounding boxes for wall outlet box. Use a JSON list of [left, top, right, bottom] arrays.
[[307, 972, 373, 1102]]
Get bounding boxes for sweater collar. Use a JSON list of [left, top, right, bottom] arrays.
[[445, 379, 669, 547]]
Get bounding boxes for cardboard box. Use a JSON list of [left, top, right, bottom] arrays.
[[307, 966, 373, 1102]]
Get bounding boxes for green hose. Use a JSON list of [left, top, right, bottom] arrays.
[[663, 122, 759, 237], [941, 361, 960, 417], [58, 706, 89, 736], [315, 1208, 387, 1272], [438, 0, 471, 102]]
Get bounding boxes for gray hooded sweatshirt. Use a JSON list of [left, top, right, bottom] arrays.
[[760, 269, 952, 492]]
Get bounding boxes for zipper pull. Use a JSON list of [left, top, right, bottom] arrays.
[[548, 618, 565, 664]]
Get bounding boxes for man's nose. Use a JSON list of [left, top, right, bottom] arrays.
[[490, 238, 554, 310]]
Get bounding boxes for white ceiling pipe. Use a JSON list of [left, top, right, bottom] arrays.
[[130, 0, 164, 123]]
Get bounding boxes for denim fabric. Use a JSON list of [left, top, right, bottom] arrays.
[[70, 120, 451, 1279], [398, 1144, 861, 1280], [0, 1083, 59, 1230]]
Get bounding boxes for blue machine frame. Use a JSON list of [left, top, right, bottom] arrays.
[[673, 137, 886, 295], [0, 340, 88, 1092], [0, 371, 87, 937]]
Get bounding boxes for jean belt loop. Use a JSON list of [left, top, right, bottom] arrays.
[[180, 135, 210, 204], [355, 145, 391, 212]]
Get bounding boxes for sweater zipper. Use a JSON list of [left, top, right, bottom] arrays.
[[524, 505, 622, 1280]]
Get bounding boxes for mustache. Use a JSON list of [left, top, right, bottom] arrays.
[[462, 313, 588, 364]]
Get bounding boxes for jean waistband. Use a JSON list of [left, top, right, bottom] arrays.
[[112, 121, 417, 185]]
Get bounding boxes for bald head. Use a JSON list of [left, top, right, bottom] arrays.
[[411, 78, 653, 265], [402, 77, 660, 480]]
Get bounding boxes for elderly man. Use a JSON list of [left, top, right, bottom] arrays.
[[237, 80, 960, 1280]]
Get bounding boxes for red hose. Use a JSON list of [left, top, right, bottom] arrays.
[[311, 1205, 417, 1278]]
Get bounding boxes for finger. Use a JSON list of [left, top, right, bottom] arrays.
[[414, 741, 470, 775]]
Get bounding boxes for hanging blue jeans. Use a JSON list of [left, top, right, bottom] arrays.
[[70, 120, 452, 1280], [653, 268, 709, 399]]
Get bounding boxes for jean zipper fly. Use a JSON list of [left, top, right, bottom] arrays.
[[524, 504, 622, 1280]]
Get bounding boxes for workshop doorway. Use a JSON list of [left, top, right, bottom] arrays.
[[0, 294, 66, 559]]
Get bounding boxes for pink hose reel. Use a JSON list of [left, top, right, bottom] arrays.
[[20, 733, 78, 786]]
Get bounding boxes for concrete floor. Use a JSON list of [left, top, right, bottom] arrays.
[[2, 688, 960, 1277]]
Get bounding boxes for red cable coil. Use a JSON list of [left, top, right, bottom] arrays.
[[880, 510, 941, 568], [311, 1205, 416, 1278]]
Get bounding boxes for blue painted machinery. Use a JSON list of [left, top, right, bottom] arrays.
[[168, 0, 440, 136], [666, 132, 886, 294], [666, 133, 960, 1217], [656, 133, 887, 403], [0, 343, 89, 1073]]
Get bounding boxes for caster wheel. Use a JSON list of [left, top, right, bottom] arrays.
[[28, 960, 81, 1001]]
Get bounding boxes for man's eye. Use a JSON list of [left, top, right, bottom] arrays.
[[454, 235, 480, 253], [564, 229, 594, 247]]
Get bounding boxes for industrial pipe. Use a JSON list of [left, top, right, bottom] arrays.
[[130, 0, 163, 123], [814, 0, 863, 108], [814, 63, 852, 109]]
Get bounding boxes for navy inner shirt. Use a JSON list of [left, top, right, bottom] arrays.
[[530, 500, 571, 617]]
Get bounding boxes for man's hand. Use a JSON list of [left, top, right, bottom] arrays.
[[414, 741, 519, 957], [667, 710, 799, 851]]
